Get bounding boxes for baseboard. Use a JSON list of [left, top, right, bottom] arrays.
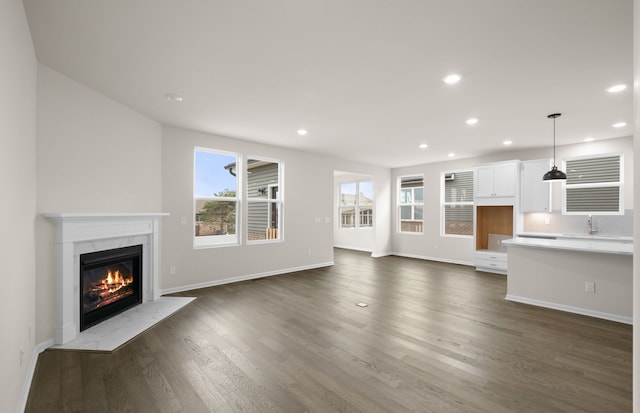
[[505, 294, 633, 325], [390, 252, 474, 267], [161, 261, 335, 295], [17, 338, 55, 413]]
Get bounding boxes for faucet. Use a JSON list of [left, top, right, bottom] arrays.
[[587, 215, 598, 235]]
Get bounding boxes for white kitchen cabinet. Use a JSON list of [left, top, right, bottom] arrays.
[[520, 159, 552, 212], [474, 161, 518, 199]]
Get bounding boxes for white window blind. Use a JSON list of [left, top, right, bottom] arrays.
[[564, 155, 621, 213]]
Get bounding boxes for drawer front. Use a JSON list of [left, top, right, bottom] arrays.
[[475, 258, 507, 271], [474, 251, 507, 262]]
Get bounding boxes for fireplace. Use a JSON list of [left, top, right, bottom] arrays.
[[80, 245, 143, 331]]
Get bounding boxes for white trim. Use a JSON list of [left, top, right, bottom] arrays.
[[370, 252, 392, 258], [161, 261, 335, 295], [390, 252, 474, 267], [505, 294, 632, 325], [17, 338, 55, 413]]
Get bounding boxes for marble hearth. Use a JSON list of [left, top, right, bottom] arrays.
[[44, 213, 192, 350]]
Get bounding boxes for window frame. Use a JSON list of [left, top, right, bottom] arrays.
[[562, 153, 624, 216], [398, 175, 424, 234], [338, 180, 374, 230], [246, 156, 284, 244], [440, 169, 474, 238], [193, 147, 242, 249]]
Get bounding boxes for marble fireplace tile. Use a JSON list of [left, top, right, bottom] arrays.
[[54, 296, 195, 351]]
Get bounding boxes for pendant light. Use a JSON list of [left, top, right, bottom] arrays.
[[542, 113, 567, 181]]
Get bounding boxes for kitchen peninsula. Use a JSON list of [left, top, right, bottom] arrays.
[[503, 235, 632, 324]]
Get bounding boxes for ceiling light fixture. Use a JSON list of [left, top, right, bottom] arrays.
[[443, 74, 461, 84], [612, 122, 626, 128], [297, 129, 308, 136], [419, 143, 428, 149], [607, 84, 627, 93], [164, 93, 183, 103], [465, 118, 478, 125], [448, 153, 455, 157], [584, 137, 594, 142], [503, 140, 512, 146], [543, 113, 567, 182]]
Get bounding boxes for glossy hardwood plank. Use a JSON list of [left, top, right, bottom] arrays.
[[26, 249, 632, 412]]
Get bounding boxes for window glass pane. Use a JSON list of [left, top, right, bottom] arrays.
[[247, 201, 280, 240], [340, 207, 356, 228], [414, 205, 423, 220], [195, 200, 237, 237], [444, 205, 474, 235], [566, 187, 620, 212], [359, 181, 373, 205], [195, 151, 237, 197], [340, 182, 357, 206], [566, 156, 620, 185], [247, 159, 279, 199], [359, 206, 373, 227], [400, 205, 412, 220], [400, 188, 412, 204], [414, 187, 424, 202], [444, 171, 474, 202]]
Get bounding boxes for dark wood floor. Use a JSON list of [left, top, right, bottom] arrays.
[[26, 249, 632, 412]]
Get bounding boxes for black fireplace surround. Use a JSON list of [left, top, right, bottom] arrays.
[[79, 244, 142, 331]]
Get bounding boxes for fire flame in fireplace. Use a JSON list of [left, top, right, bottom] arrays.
[[96, 268, 133, 299]]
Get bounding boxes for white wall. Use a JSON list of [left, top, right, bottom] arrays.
[[35, 64, 162, 344], [0, 2, 37, 412], [162, 126, 334, 291], [390, 136, 633, 265]]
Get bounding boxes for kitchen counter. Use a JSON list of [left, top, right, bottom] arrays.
[[503, 236, 632, 255], [504, 236, 632, 324], [517, 231, 633, 242]]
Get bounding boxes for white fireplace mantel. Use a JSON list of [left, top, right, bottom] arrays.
[[44, 212, 169, 345]]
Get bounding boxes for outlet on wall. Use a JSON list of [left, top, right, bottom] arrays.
[[585, 281, 596, 293], [169, 266, 176, 275]]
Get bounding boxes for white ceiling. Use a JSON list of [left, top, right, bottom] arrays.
[[23, 0, 633, 168]]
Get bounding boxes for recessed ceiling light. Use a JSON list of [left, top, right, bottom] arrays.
[[297, 129, 308, 136], [612, 122, 627, 128], [448, 153, 455, 157], [164, 93, 183, 103], [419, 143, 428, 149], [584, 137, 594, 142], [443, 74, 461, 84], [607, 84, 627, 93], [465, 118, 478, 125], [503, 140, 512, 146]]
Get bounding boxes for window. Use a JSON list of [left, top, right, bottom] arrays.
[[441, 170, 474, 236], [399, 175, 423, 233], [247, 158, 283, 242], [194, 148, 239, 247], [339, 181, 373, 229], [563, 154, 622, 214]]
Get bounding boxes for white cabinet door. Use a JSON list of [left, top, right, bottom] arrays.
[[475, 161, 518, 198], [521, 159, 552, 212], [493, 163, 517, 197], [475, 166, 496, 197]]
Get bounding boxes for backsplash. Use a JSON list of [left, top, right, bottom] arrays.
[[523, 210, 633, 237]]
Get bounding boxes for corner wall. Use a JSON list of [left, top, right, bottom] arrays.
[[35, 64, 162, 344], [0, 1, 37, 412], [161, 126, 340, 291]]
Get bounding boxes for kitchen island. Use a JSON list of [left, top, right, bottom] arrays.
[[503, 235, 632, 324]]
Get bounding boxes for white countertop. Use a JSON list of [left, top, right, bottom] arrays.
[[517, 232, 633, 242], [503, 236, 633, 255]]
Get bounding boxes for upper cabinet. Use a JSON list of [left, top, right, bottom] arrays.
[[520, 159, 552, 212], [474, 161, 519, 200]]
